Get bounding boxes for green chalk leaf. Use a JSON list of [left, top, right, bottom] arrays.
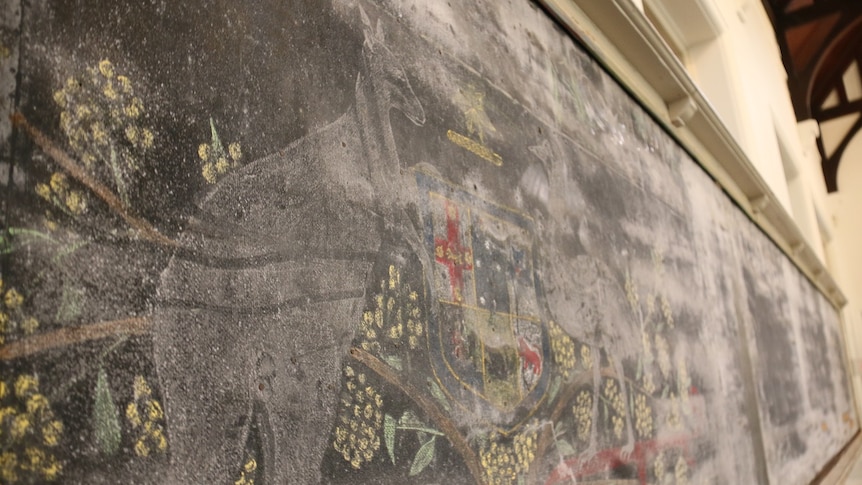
[[384, 413, 396, 465], [383, 354, 403, 371], [93, 367, 122, 455], [548, 375, 561, 403], [400, 410, 424, 428], [428, 379, 450, 412], [556, 438, 576, 457], [409, 436, 436, 476]]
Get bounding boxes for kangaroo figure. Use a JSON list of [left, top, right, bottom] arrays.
[[152, 7, 425, 483]]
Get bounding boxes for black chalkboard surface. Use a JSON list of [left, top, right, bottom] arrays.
[[0, 0, 855, 483]]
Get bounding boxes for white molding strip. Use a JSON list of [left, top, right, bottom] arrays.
[[537, 0, 847, 310]]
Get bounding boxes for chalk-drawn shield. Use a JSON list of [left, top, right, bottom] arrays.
[[417, 171, 551, 430]]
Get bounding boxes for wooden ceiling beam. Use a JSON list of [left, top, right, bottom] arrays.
[[823, 114, 862, 192], [809, 25, 862, 105], [780, 0, 862, 28], [815, 97, 862, 121]]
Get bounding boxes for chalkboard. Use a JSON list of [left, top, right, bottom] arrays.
[[0, 0, 856, 483], [738, 207, 856, 485]]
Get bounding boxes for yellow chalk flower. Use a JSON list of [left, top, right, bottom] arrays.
[[216, 157, 230, 174], [117, 75, 132, 93], [147, 400, 164, 421], [49, 173, 68, 195], [135, 438, 150, 457], [580, 344, 592, 370], [26, 394, 49, 414], [98, 59, 114, 78], [229, 142, 242, 161], [549, 320, 576, 377], [126, 402, 142, 427], [125, 125, 138, 143], [103, 82, 118, 100], [3, 288, 24, 310], [64, 191, 85, 215], [42, 420, 63, 446], [198, 143, 210, 161], [202, 163, 216, 184], [14, 374, 37, 398], [142, 128, 154, 148], [0, 452, 17, 484], [11, 414, 31, 439], [35, 183, 51, 200], [127, 375, 169, 458], [573, 390, 592, 441], [53, 90, 66, 108]]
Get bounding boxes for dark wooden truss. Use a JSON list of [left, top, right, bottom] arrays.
[[763, 0, 862, 192]]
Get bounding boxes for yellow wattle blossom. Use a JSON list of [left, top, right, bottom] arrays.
[[126, 375, 168, 458], [90, 121, 107, 146], [124, 97, 143, 119], [359, 265, 425, 356], [202, 163, 217, 184], [25, 394, 48, 415], [142, 128, 154, 148], [661, 295, 674, 328], [117, 75, 132, 93], [0, 452, 17, 483], [548, 320, 576, 377], [0, 374, 64, 482], [10, 414, 30, 440], [37, 172, 87, 217], [642, 369, 656, 394], [4, 289, 23, 310], [479, 430, 536, 485], [35, 183, 51, 200], [197, 118, 242, 183], [580, 344, 592, 370], [14, 375, 36, 398], [103, 82, 118, 100], [655, 334, 671, 378], [53, 58, 156, 205], [603, 379, 626, 440], [51, 172, 69, 193], [229, 142, 242, 161], [625, 271, 639, 311], [215, 157, 230, 174], [573, 390, 592, 442], [64, 191, 85, 215], [41, 420, 63, 447], [634, 393, 653, 438], [234, 455, 258, 485], [675, 455, 688, 484], [98, 59, 114, 78], [654, 451, 666, 482], [333, 366, 383, 469], [125, 125, 138, 143], [667, 392, 682, 429]]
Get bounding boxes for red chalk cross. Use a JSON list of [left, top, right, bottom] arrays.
[[435, 201, 473, 302]]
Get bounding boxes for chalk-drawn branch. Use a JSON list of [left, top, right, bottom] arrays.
[[348, 346, 483, 484], [0, 316, 152, 361], [11, 112, 179, 248]]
